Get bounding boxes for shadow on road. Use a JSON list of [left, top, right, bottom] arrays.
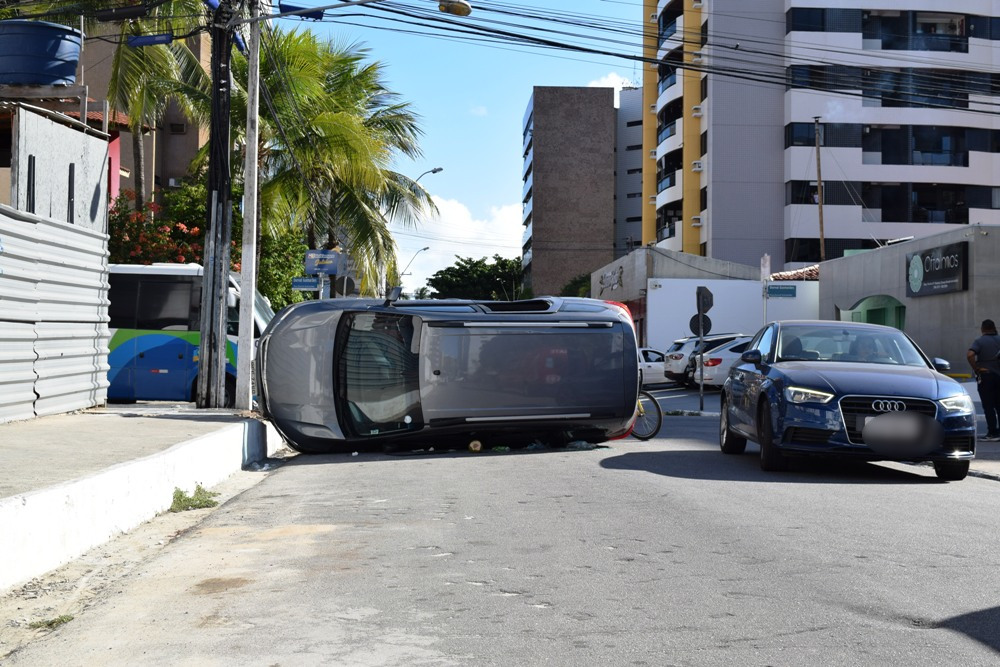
[[600, 448, 936, 485], [939, 606, 1000, 654]]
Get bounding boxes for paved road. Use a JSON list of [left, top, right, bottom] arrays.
[[10, 418, 1000, 665]]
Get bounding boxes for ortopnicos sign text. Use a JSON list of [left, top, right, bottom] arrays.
[[905, 241, 968, 297]]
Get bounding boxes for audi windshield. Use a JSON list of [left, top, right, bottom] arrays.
[[774, 324, 929, 367]]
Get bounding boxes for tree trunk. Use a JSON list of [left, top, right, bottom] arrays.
[[132, 130, 146, 211]]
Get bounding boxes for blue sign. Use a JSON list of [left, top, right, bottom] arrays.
[[304, 250, 341, 275], [767, 284, 797, 298], [291, 276, 320, 291]]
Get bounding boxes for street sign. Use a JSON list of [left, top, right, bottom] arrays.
[[304, 249, 341, 275], [291, 276, 320, 291], [767, 284, 797, 298], [689, 313, 712, 336], [696, 285, 713, 314]]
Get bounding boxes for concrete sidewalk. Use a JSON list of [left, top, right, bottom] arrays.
[[0, 403, 288, 593]]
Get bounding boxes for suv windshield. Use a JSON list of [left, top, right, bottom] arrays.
[[776, 325, 928, 367], [337, 312, 423, 436]]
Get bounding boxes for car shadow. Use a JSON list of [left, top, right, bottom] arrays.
[[284, 443, 612, 466], [600, 447, 938, 485], [938, 605, 1000, 654]]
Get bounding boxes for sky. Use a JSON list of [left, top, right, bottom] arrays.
[[271, 0, 643, 294]]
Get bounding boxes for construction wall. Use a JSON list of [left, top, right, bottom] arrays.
[[0, 201, 109, 423]]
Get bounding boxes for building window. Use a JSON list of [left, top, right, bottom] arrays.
[[627, 167, 643, 175], [700, 76, 708, 101], [625, 216, 642, 223], [700, 187, 708, 212], [626, 144, 642, 151], [787, 8, 825, 32], [700, 131, 708, 156], [626, 120, 643, 127], [700, 21, 708, 46], [626, 192, 642, 199]]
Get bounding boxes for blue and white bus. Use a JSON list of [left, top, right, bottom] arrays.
[[106, 263, 275, 405]]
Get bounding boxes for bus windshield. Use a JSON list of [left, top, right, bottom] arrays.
[[254, 291, 275, 328], [337, 312, 422, 436]]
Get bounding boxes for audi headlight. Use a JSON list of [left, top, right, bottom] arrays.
[[939, 394, 974, 413], [784, 386, 835, 404]]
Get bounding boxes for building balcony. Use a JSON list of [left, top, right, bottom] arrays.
[[522, 197, 532, 224], [522, 247, 532, 268], [522, 222, 532, 247], [522, 171, 533, 202], [657, 121, 676, 145], [658, 71, 677, 96], [657, 171, 676, 193]]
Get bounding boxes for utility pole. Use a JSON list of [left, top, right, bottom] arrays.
[[235, 0, 260, 410], [814, 116, 826, 263], [198, 0, 237, 408]]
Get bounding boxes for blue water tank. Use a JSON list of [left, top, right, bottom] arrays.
[[0, 20, 83, 86]]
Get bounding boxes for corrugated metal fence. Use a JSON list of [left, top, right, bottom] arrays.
[[0, 204, 109, 423]]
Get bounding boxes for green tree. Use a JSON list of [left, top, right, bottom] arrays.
[[560, 273, 591, 298], [426, 255, 523, 300]]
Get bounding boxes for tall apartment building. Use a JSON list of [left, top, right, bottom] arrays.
[[521, 86, 616, 295], [644, 0, 1000, 269], [615, 87, 645, 258]]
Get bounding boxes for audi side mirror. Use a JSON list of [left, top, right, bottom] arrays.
[[741, 349, 762, 365], [932, 357, 951, 372]]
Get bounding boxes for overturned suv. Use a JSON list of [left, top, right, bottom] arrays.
[[256, 294, 640, 453]]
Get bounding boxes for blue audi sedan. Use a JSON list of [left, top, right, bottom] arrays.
[[719, 320, 976, 481]]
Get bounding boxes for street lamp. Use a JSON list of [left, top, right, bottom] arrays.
[[232, 0, 470, 410], [401, 246, 430, 277], [415, 166, 443, 183]]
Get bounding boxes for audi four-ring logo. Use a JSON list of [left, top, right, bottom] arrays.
[[872, 400, 906, 412]]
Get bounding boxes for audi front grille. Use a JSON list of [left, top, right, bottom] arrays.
[[839, 395, 938, 445]]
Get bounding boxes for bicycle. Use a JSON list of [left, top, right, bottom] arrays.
[[631, 389, 663, 440]]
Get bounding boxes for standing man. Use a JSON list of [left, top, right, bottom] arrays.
[[968, 319, 1000, 441]]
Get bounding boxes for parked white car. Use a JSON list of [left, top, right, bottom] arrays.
[[663, 333, 746, 384], [691, 336, 754, 386], [638, 348, 666, 386]]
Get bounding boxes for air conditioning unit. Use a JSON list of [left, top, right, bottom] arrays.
[[649, 12, 657, 22], [649, 149, 657, 159], [693, 0, 703, 7], [649, 103, 656, 113], [692, 50, 704, 62], [691, 215, 703, 227], [692, 160, 704, 172], [167, 178, 182, 188], [691, 105, 704, 117]]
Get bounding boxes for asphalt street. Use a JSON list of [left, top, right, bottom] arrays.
[[8, 411, 1000, 666]]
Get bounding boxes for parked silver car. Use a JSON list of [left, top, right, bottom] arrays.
[[256, 296, 640, 453]]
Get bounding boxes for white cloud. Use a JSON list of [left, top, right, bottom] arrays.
[[393, 197, 523, 295], [587, 72, 637, 107], [469, 105, 488, 117]]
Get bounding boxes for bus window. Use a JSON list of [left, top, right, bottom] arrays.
[[136, 279, 196, 330], [108, 273, 139, 328]]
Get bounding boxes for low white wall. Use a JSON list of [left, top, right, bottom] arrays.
[[0, 418, 284, 593], [646, 278, 819, 351]]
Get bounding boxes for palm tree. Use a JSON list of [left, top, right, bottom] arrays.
[[228, 28, 436, 295]]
